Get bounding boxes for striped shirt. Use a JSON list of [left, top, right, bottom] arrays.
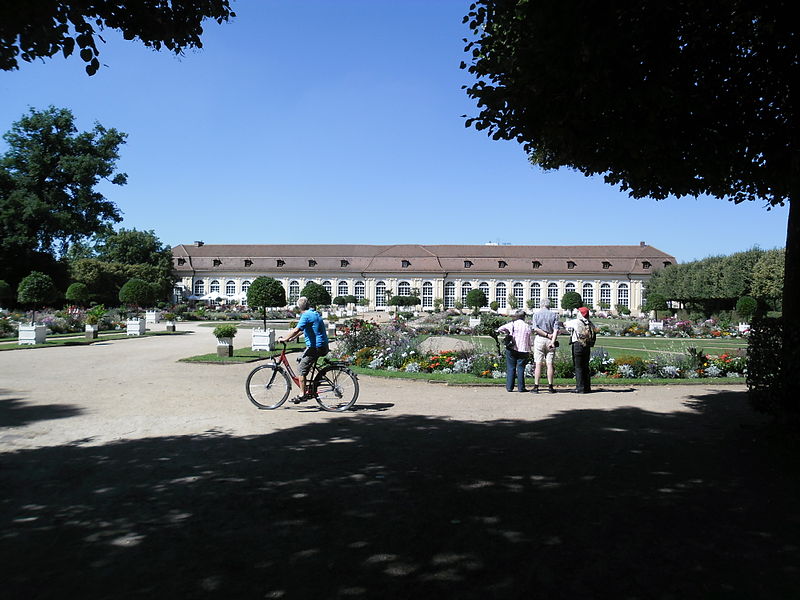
[[498, 319, 532, 353]]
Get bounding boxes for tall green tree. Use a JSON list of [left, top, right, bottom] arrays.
[[247, 277, 286, 330], [17, 271, 58, 323], [0, 1, 235, 75], [466, 289, 487, 316], [0, 107, 127, 287], [561, 291, 583, 312], [462, 1, 797, 403], [751, 249, 785, 302], [301, 282, 332, 308]]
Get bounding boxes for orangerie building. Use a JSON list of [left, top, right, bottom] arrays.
[[171, 242, 676, 314]]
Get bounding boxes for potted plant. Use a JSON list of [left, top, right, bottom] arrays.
[[84, 304, 106, 339], [163, 312, 177, 332], [212, 324, 238, 357]]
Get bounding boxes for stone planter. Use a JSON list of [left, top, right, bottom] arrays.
[[126, 318, 146, 336], [251, 328, 275, 351], [216, 337, 233, 357], [165, 321, 176, 332], [85, 323, 99, 340], [18, 323, 47, 345], [469, 318, 481, 328], [145, 310, 161, 324]]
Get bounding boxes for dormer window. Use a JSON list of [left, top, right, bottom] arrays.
[[602, 261, 612, 269], [464, 260, 473, 268], [401, 260, 411, 268], [340, 259, 349, 267], [276, 259, 285, 267], [567, 261, 576, 270], [244, 259, 252, 267], [177, 258, 186, 266], [663, 261, 672, 267], [642, 261, 651, 269], [532, 261, 541, 269], [498, 260, 507, 268], [308, 259, 317, 267], [213, 259, 222, 267]]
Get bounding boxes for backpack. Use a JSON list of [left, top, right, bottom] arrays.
[[576, 319, 597, 348]]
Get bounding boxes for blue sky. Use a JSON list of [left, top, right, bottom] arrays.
[[0, 0, 788, 263]]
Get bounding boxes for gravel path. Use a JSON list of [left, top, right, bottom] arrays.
[[4, 324, 798, 599]]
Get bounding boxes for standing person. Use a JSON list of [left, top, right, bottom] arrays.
[[565, 306, 596, 394], [279, 296, 329, 402], [497, 309, 533, 392], [530, 297, 560, 393]]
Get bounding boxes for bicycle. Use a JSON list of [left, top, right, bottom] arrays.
[[245, 341, 359, 412]]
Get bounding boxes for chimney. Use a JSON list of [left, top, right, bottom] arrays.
[[194, 241, 204, 247], [640, 241, 646, 246]]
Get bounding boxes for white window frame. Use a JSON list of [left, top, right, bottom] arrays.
[[495, 282, 507, 308], [422, 281, 433, 308], [375, 281, 387, 307], [338, 281, 349, 297], [617, 282, 629, 308], [530, 282, 541, 308], [582, 283, 594, 307], [444, 281, 456, 308]]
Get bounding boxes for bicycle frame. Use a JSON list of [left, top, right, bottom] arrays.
[[273, 342, 319, 392]]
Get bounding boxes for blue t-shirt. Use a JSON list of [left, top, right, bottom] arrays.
[[297, 309, 329, 348]]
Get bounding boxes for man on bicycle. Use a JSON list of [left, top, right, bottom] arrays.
[[279, 296, 330, 401]]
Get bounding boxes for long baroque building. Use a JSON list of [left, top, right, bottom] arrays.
[[171, 242, 677, 314]]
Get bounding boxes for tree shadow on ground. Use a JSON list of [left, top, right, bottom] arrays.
[[2, 390, 799, 599], [0, 391, 84, 427]]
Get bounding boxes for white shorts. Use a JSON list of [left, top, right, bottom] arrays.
[[533, 335, 556, 364]]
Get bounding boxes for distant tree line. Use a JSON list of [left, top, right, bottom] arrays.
[[645, 247, 784, 315]]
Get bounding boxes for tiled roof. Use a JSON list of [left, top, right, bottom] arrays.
[[172, 243, 676, 275]]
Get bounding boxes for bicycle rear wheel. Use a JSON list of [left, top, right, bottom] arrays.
[[246, 365, 291, 409], [314, 366, 359, 412]]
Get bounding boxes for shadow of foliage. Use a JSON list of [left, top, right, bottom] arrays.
[[1, 390, 798, 599], [0, 393, 84, 427]]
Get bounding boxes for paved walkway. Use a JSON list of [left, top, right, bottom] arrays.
[[1, 322, 744, 449], [4, 323, 798, 599]]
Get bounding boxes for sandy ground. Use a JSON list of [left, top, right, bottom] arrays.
[[1, 323, 739, 449], [3, 324, 799, 599]]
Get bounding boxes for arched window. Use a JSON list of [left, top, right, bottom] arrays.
[[398, 281, 411, 296], [600, 283, 611, 307], [495, 282, 507, 308], [241, 280, 251, 306], [513, 282, 524, 307], [444, 281, 456, 308], [194, 280, 205, 296], [354, 281, 365, 301], [461, 281, 472, 306], [582, 283, 594, 307], [565, 282, 576, 294], [547, 282, 559, 306], [375, 281, 387, 307], [617, 282, 629, 308], [226, 280, 236, 296], [422, 281, 433, 308], [338, 281, 349, 297], [210, 280, 220, 294], [322, 281, 332, 297], [530, 282, 541, 308], [289, 281, 300, 302], [479, 282, 489, 303]]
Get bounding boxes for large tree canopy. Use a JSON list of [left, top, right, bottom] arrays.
[[0, 0, 235, 75], [0, 107, 127, 286], [462, 1, 793, 206], [462, 0, 798, 405]]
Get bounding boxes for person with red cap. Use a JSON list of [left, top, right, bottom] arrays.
[[564, 306, 596, 393]]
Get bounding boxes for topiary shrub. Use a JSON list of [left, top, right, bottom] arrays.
[[736, 295, 758, 320]]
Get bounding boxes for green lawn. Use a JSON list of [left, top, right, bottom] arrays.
[[420, 334, 747, 360]]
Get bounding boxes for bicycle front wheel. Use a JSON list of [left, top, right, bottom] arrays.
[[246, 365, 291, 409], [314, 366, 359, 412]]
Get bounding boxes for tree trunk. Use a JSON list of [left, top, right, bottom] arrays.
[[781, 195, 799, 411]]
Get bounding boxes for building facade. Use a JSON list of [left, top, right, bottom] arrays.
[[171, 243, 676, 314]]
